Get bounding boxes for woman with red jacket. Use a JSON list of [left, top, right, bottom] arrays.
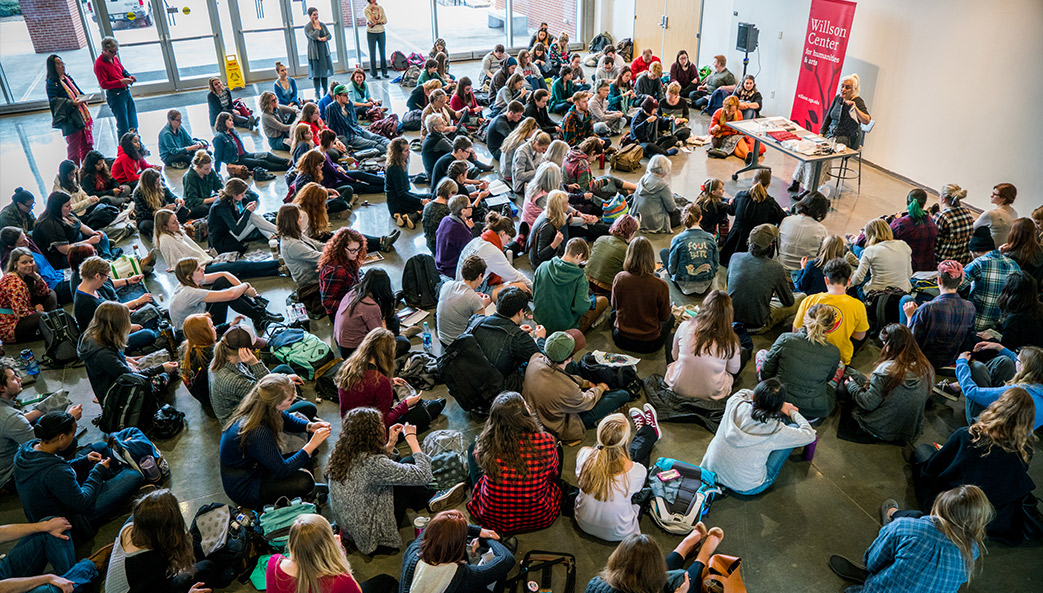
[[111, 132, 157, 187], [468, 392, 562, 535], [449, 76, 484, 125], [334, 327, 444, 432]]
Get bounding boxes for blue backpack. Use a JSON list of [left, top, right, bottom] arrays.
[[646, 457, 722, 534], [107, 427, 169, 484]]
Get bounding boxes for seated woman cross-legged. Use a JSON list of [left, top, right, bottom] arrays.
[[77, 301, 178, 406], [701, 378, 817, 496], [334, 269, 412, 359], [275, 204, 322, 304], [33, 190, 118, 269], [169, 256, 284, 330], [258, 91, 297, 151], [209, 325, 317, 427], [207, 78, 256, 129], [14, 410, 144, 542], [586, 214, 639, 296], [219, 374, 332, 509], [660, 203, 719, 296], [665, 290, 746, 401], [399, 510, 515, 593], [212, 112, 291, 174], [457, 212, 532, 300], [104, 489, 217, 593], [327, 408, 438, 555], [292, 149, 353, 216], [74, 256, 158, 354], [207, 178, 279, 256], [336, 327, 444, 432], [955, 343, 1043, 430], [266, 514, 399, 593], [575, 412, 661, 542], [0, 247, 59, 345], [758, 304, 844, 420], [588, 529, 726, 593], [317, 129, 386, 195], [1, 227, 69, 304], [629, 97, 688, 158], [154, 209, 281, 279], [132, 168, 187, 239], [179, 313, 219, 415], [467, 392, 562, 535], [837, 324, 932, 444], [611, 237, 673, 354]]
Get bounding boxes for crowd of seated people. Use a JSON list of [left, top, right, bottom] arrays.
[[2, 29, 1040, 593]]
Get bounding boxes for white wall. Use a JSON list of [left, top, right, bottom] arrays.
[[592, 0, 635, 45], [698, 0, 1043, 212]]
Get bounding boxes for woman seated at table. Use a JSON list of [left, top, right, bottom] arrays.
[[790, 73, 870, 194], [708, 96, 763, 163]]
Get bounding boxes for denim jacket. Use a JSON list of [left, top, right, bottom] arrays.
[[666, 228, 719, 286]]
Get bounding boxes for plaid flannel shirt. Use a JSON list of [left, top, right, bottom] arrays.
[[962, 250, 1020, 331], [910, 293, 976, 368], [319, 263, 361, 315], [849, 516, 975, 593], [561, 107, 594, 146], [467, 432, 561, 534], [890, 215, 938, 272], [934, 206, 974, 264]]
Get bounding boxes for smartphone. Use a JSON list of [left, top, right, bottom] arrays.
[[658, 469, 681, 482]]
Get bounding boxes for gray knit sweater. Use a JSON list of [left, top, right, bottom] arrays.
[[210, 361, 270, 426], [329, 451, 433, 554]]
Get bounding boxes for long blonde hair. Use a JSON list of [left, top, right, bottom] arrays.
[[968, 386, 1036, 464], [1008, 346, 1043, 387], [500, 117, 538, 156], [544, 190, 568, 228], [153, 209, 181, 245], [278, 514, 354, 593], [228, 373, 294, 437], [290, 124, 313, 153], [85, 301, 131, 351], [930, 485, 993, 584], [814, 235, 848, 266], [802, 303, 836, 346], [864, 219, 894, 246], [577, 414, 631, 501], [749, 169, 771, 203], [134, 169, 166, 211]]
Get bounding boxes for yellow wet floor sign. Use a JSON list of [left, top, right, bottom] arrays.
[[225, 55, 245, 90]]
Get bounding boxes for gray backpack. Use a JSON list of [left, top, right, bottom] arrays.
[[422, 430, 468, 490], [400, 65, 421, 88]]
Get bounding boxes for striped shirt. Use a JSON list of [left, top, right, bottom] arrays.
[[934, 206, 975, 265]]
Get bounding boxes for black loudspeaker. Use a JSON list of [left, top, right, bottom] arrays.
[[736, 22, 759, 52]]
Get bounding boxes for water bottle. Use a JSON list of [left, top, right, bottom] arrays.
[[21, 349, 39, 375], [421, 322, 432, 353]]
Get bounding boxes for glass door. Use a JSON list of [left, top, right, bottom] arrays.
[[159, 0, 227, 87], [88, 0, 173, 89], [228, 0, 344, 85]]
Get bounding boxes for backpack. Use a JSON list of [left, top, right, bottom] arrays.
[[611, 142, 643, 172], [314, 359, 344, 403], [265, 325, 337, 380], [98, 373, 158, 433], [258, 498, 318, 551], [504, 551, 577, 593], [422, 429, 468, 490], [107, 426, 170, 484], [589, 31, 614, 53], [148, 403, 187, 441], [400, 65, 421, 88], [645, 457, 722, 535], [437, 333, 503, 414], [401, 108, 423, 131], [232, 98, 253, 118], [407, 52, 426, 67], [82, 203, 119, 230], [401, 254, 441, 309], [616, 38, 634, 62], [398, 351, 440, 390], [369, 113, 400, 139], [190, 503, 266, 588], [390, 50, 409, 71], [576, 352, 643, 400], [39, 309, 80, 368]]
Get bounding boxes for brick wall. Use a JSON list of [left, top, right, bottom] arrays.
[[342, 0, 367, 28], [495, 0, 578, 41], [21, 0, 87, 53]]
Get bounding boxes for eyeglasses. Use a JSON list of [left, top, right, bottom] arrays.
[[346, 246, 362, 254]]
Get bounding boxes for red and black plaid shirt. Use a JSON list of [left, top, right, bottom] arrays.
[[467, 432, 561, 535], [934, 206, 975, 265], [890, 215, 938, 272], [319, 263, 361, 315]]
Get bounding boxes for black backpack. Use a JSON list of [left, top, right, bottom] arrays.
[[437, 333, 503, 414], [504, 551, 577, 593], [402, 254, 441, 309], [190, 503, 266, 588], [98, 373, 156, 433], [39, 309, 81, 368], [390, 50, 409, 71], [576, 352, 643, 400]]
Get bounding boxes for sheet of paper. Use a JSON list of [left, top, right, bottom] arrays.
[[401, 309, 429, 326], [486, 180, 512, 195], [484, 194, 511, 207]]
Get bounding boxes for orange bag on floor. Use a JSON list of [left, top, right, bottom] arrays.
[[701, 554, 747, 593]]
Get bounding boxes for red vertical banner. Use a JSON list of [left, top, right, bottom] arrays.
[[791, 0, 857, 132]]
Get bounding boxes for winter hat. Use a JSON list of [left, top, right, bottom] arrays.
[[544, 329, 586, 364], [967, 226, 995, 253], [748, 223, 780, 249], [504, 57, 518, 68]]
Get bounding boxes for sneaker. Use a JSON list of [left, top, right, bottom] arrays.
[[880, 498, 899, 525], [666, 148, 679, 156], [428, 482, 467, 512], [403, 214, 415, 230], [933, 380, 960, 401], [394, 213, 405, 227], [642, 403, 661, 439], [628, 407, 645, 430], [828, 555, 869, 583]]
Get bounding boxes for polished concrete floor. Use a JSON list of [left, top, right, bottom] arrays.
[[1, 58, 1039, 592]]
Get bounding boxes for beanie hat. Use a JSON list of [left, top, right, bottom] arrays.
[[967, 226, 995, 253], [544, 329, 586, 363], [505, 57, 518, 68]]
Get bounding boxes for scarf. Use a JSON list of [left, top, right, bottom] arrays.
[[60, 75, 93, 143], [352, 79, 367, 97]]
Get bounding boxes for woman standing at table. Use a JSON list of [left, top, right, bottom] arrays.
[[364, 0, 389, 80], [45, 55, 93, 165], [305, 7, 334, 100], [789, 73, 871, 194]]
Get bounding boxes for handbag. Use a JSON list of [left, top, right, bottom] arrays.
[[109, 254, 143, 279], [227, 164, 251, 180], [702, 554, 747, 593], [232, 99, 253, 118]]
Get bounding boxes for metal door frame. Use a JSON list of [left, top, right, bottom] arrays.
[[228, 0, 347, 83]]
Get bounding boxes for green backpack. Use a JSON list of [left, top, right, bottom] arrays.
[[258, 498, 318, 551], [266, 326, 336, 381]]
